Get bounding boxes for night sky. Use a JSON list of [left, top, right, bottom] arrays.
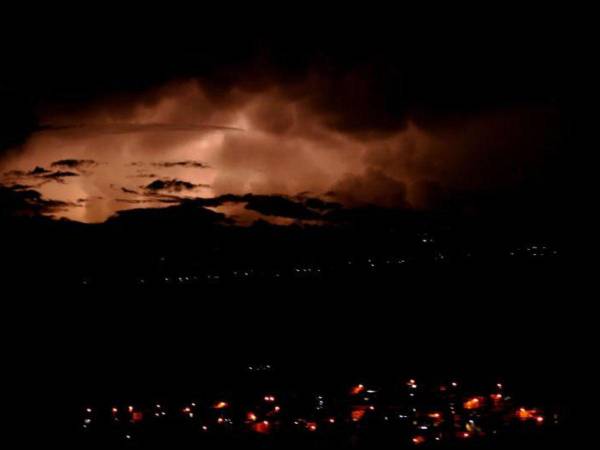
[[1, 7, 572, 227], [1, 9, 582, 447]]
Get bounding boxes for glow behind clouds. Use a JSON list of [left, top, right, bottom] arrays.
[[0, 79, 554, 223]]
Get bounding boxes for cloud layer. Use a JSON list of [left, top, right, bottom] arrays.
[[0, 77, 559, 223]]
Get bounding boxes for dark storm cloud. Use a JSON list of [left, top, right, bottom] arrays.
[[5, 183, 31, 190], [177, 193, 339, 221], [150, 160, 210, 168], [242, 195, 322, 220], [292, 192, 342, 210], [0, 184, 75, 217], [4, 167, 48, 177], [126, 160, 210, 179], [130, 172, 158, 179], [41, 170, 80, 182], [106, 201, 229, 226], [100, 193, 332, 227], [51, 158, 97, 170], [2, 165, 80, 185], [1, 179, 552, 237], [30, 166, 51, 175], [178, 194, 243, 208], [302, 197, 342, 211], [103, 191, 423, 229], [145, 179, 209, 192]]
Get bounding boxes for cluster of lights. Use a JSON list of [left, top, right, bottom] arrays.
[[152, 403, 167, 418], [509, 244, 558, 258], [82, 407, 93, 429], [232, 270, 253, 278], [79, 235, 561, 288], [247, 363, 272, 372], [81, 378, 555, 445], [294, 266, 321, 274], [420, 234, 435, 244], [316, 394, 325, 410], [152, 254, 414, 287], [517, 407, 545, 423]]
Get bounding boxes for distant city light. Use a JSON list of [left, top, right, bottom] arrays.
[[351, 384, 365, 395], [412, 435, 426, 445], [463, 397, 483, 410], [79, 375, 553, 445]]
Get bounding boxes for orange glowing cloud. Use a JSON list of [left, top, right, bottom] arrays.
[[0, 77, 557, 223]]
